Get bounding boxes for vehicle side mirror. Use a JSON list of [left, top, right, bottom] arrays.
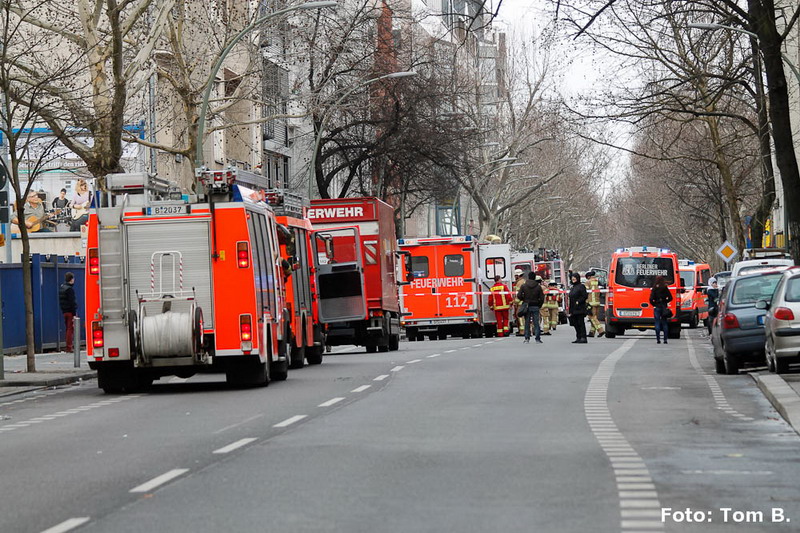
[[755, 299, 769, 310]]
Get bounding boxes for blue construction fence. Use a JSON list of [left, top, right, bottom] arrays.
[[0, 254, 86, 354]]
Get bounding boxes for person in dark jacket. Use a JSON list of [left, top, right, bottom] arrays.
[[649, 275, 673, 344], [568, 272, 589, 343], [59, 272, 78, 352], [517, 272, 545, 344], [705, 277, 719, 334]]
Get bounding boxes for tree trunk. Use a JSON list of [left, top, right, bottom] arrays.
[[705, 116, 747, 252], [19, 226, 36, 372], [750, 0, 800, 262]]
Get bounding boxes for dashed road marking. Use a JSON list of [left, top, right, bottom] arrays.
[[213, 438, 258, 454], [406, 359, 421, 364], [427, 354, 441, 358], [584, 339, 664, 532], [373, 375, 389, 381], [40, 517, 91, 533], [391, 366, 405, 372], [444, 349, 457, 353], [318, 397, 346, 407], [130, 469, 189, 493], [0, 395, 141, 435], [687, 337, 754, 421], [351, 385, 371, 393], [273, 415, 307, 428]]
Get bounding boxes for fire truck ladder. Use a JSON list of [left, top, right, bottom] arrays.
[[97, 207, 127, 329]]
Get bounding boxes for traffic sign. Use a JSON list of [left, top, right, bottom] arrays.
[[716, 241, 738, 264]]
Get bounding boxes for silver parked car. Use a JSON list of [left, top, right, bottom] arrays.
[[711, 270, 785, 375], [761, 267, 800, 373]]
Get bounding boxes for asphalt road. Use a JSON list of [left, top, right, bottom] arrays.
[[2, 328, 799, 533]]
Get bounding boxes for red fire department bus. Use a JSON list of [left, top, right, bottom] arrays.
[[85, 171, 291, 392], [604, 246, 681, 339], [266, 190, 325, 367]]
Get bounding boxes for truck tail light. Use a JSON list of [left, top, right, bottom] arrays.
[[89, 248, 100, 275], [237, 242, 250, 268], [722, 313, 740, 329], [774, 307, 795, 321], [92, 321, 104, 348], [240, 315, 252, 341]]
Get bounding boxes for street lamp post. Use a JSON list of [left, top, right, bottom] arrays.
[[306, 70, 417, 199], [194, 1, 337, 169]]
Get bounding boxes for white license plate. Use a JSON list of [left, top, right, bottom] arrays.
[[147, 205, 189, 216], [618, 310, 642, 317]]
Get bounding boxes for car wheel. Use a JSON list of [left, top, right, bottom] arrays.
[[766, 338, 776, 373], [723, 349, 739, 375], [715, 357, 726, 375], [776, 357, 790, 374]]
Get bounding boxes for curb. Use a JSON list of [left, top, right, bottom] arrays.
[[751, 372, 800, 435], [0, 372, 96, 394]]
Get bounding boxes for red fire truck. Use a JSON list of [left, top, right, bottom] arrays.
[[307, 197, 401, 352], [398, 236, 512, 339], [266, 190, 326, 367], [85, 171, 292, 392]]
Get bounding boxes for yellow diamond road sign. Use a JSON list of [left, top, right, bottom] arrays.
[[716, 241, 738, 263]]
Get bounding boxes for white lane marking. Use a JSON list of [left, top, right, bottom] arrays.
[[687, 336, 754, 421], [213, 438, 258, 454], [318, 397, 345, 407], [406, 359, 422, 364], [373, 375, 389, 381], [584, 339, 665, 532], [1, 396, 143, 435], [40, 517, 91, 533], [427, 353, 441, 358], [273, 415, 307, 428], [460, 346, 470, 350], [472, 344, 482, 347], [351, 385, 371, 393], [391, 366, 405, 372], [130, 469, 189, 493], [213, 413, 265, 435], [444, 349, 457, 353]]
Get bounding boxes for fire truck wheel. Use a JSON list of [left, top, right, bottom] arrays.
[[604, 324, 617, 339], [437, 333, 447, 341], [306, 346, 323, 365], [688, 311, 699, 329], [407, 329, 417, 341], [129, 311, 140, 359], [667, 325, 681, 339], [271, 358, 289, 381], [290, 342, 306, 369], [389, 334, 400, 351], [378, 343, 390, 353], [366, 345, 378, 353]]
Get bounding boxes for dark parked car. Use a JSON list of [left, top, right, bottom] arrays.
[[711, 270, 785, 374]]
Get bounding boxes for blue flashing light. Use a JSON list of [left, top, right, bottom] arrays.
[[398, 239, 405, 244], [465, 235, 473, 241]]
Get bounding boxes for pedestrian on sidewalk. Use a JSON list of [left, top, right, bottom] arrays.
[[568, 272, 588, 344], [649, 275, 673, 344], [517, 272, 544, 344], [488, 275, 512, 337], [59, 272, 77, 352], [706, 277, 719, 334]]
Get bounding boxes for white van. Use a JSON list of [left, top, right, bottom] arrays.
[[731, 258, 794, 278]]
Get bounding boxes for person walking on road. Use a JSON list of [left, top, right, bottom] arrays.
[[568, 272, 589, 344], [586, 271, 605, 338], [517, 272, 545, 344], [649, 275, 673, 344], [512, 269, 526, 336], [59, 272, 78, 353], [488, 275, 512, 337], [705, 277, 720, 334]]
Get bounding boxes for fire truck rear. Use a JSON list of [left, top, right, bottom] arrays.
[[307, 197, 401, 352], [85, 171, 289, 393]]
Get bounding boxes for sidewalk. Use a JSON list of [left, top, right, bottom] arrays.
[[752, 372, 800, 435], [0, 351, 96, 397]]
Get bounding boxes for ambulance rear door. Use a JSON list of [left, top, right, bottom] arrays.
[[477, 243, 512, 324], [312, 226, 368, 323]]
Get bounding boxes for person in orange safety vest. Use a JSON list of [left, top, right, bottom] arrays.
[[488, 275, 512, 337]]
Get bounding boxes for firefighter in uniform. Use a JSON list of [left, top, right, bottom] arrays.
[[513, 269, 526, 335], [586, 271, 605, 337], [489, 275, 512, 337], [541, 281, 561, 334]]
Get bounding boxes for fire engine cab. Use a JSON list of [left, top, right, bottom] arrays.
[[398, 236, 512, 339], [85, 170, 290, 393]]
